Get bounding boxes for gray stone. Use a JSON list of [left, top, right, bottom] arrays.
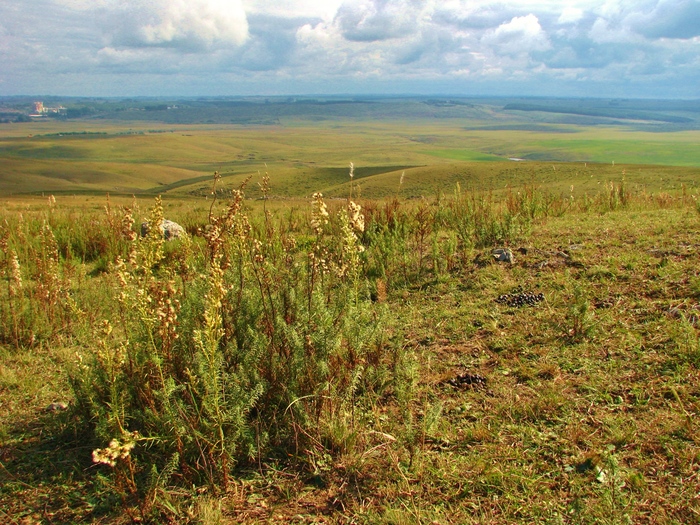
[[141, 219, 186, 241], [492, 248, 514, 263]]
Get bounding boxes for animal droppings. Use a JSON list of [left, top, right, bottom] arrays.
[[447, 373, 488, 388], [495, 288, 545, 308]]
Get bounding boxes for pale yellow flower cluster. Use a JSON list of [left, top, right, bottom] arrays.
[[347, 200, 365, 233], [337, 208, 364, 277], [121, 207, 137, 242], [92, 432, 138, 467], [155, 279, 180, 341], [8, 251, 22, 297], [311, 192, 329, 235], [252, 239, 266, 263]]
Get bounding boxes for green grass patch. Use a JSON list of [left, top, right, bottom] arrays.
[[425, 149, 506, 162], [523, 137, 700, 166]]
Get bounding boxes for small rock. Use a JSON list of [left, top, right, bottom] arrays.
[[492, 248, 514, 263], [141, 219, 186, 241]]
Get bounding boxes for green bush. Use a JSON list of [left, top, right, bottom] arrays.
[[70, 192, 395, 518]]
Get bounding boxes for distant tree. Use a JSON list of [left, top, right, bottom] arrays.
[[66, 106, 95, 119]]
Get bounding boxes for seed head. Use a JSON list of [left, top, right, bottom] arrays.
[[347, 200, 365, 232], [311, 192, 329, 235], [92, 431, 138, 467], [8, 251, 22, 297]]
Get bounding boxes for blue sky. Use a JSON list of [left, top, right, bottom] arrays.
[[1, 0, 699, 98]]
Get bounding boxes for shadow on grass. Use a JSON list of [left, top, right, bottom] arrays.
[[0, 409, 111, 524]]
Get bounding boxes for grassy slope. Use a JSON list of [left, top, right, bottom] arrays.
[[1, 110, 699, 197], [1, 195, 698, 524], [376, 204, 700, 525]]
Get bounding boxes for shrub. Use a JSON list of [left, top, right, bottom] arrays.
[[71, 191, 394, 518]]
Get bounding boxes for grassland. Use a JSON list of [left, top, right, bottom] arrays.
[[1, 97, 699, 198], [0, 99, 699, 524], [0, 181, 698, 524]]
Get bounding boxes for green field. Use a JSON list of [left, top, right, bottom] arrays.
[[428, 129, 700, 166], [1, 97, 699, 198]]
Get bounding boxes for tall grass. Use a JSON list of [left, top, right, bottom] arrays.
[[447, 183, 529, 250]]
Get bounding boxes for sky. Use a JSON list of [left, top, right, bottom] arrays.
[[1, 0, 699, 98]]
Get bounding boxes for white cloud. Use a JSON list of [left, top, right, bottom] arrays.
[[294, 19, 382, 75], [0, 0, 697, 97], [243, 0, 344, 20], [588, 16, 637, 43], [482, 14, 551, 55], [558, 7, 585, 23], [626, 0, 700, 39], [335, 0, 426, 42], [104, 0, 249, 51]]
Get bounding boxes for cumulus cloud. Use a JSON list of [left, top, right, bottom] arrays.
[[335, 0, 424, 42], [558, 7, 585, 24], [226, 14, 312, 71], [295, 21, 351, 73], [588, 16, 638, 43], [0, 0, 698, 97], [102, 0, 249, 52], [482, 14, 551, 55], [243, 0, 343, 20], [626, 0, 700, 39], [434, 2, 525, 30]]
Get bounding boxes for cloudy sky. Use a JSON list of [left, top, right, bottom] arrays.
[[1, 0, 698, 98]]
